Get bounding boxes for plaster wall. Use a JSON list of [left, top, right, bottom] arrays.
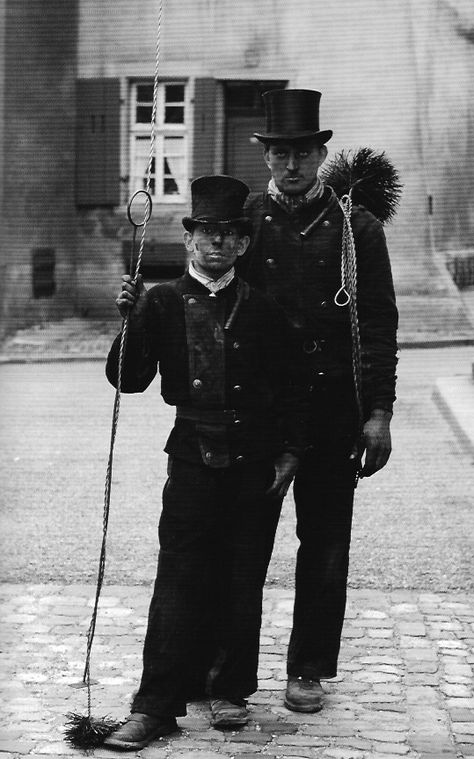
[[3, 0, 473, 331], [0, 0, 5, 232], [418, 0, 474, 253], [0, 0, 79, 334]]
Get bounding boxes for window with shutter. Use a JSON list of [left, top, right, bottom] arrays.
[[130, 81, 189, 203], [76, 78, 120, 207]]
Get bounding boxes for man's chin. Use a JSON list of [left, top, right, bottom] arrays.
[[281, 181, 311, 196], [200, 261, 234, 277]]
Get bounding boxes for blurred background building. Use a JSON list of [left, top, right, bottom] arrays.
[[0, 0, 473, 339]]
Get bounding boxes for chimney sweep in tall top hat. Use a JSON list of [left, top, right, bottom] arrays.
[[238, 87, 400, 715]]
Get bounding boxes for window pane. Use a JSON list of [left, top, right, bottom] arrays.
[[164, 177, 179, 195], [165, 84, 185, 103], [136, 105, 153, 124], [163, 153, 184, 195], [165, 106, 184, 124], [136, 84, 154, 103], [132, 137, 156, 195], [164, 136, 184, 156]]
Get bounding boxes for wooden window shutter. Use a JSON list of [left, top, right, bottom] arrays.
[[76, 78, 120, 206], [192, 78, 217, 179]]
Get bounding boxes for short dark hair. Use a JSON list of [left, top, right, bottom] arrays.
[[263, 137, 325, 152], [188, 220, 252, 238]]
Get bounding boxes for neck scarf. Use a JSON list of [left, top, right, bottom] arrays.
[[267, 176, 324, 213], [188, 261, 235, 294]]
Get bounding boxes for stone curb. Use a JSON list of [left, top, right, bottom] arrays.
[[1, 336, 474, 366], [433, 375, 474, 457]]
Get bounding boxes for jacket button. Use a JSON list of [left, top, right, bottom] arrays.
[[317, 371, 325, 376], [320, 300, 327, 308], [266, 257, 276, 268], [233, 341, 240, 350], [322, 220, 330, 227], [233, 384, 242, 392], [192, 378, 202, 389], [235, 455, 245, 463], [205, 451, 212, 460], [264, 215, 272, 222], [234, 418, 241, 426]]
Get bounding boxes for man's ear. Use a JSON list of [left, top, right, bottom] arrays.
[[263, 147, 271, 169], [236, 235, 250, 257], [183, 231, 195, 253], [318, 144, 328, 167]]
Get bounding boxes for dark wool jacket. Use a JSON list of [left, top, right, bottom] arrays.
[[106, 272, 308, 468], [239, 186, 399, 414]]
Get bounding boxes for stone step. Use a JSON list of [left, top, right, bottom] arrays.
[[397, 293, 474, 346]]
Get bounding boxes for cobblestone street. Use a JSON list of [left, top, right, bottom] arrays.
[[1, 585, 474, 758]]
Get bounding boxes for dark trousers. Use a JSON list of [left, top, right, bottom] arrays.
[[132, 457, 281, 718], [287, 377, 359, 680]]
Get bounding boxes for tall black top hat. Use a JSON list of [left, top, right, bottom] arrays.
[[254, 89, 333, 144], [182, 175, 250, 231]]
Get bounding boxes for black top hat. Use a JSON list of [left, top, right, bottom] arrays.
[[254, 89, 333, 145], [182, 175, 251, 231]]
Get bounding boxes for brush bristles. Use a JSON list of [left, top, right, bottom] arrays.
[[321, 147, 403, 223], [64, 713, 120, 749]]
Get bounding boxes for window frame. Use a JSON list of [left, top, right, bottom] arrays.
[[129, 79, 189, 204]]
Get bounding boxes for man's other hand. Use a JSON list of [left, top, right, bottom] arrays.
[[358, 409, 392, 478], [266, 452, 300, 500]]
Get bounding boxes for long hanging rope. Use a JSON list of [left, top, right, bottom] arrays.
[[334, 192, 364, 484], [65, 2, 163, 749]]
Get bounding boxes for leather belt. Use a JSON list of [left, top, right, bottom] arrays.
[[176, 406, 241, 425]]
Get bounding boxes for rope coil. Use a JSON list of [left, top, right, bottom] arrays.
[[335, 193, 364, 480]]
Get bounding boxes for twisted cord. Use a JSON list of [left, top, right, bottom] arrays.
[[80, 0, 162, 715], [133, 1, 162, 284]]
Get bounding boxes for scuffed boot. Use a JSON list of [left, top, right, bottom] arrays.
[[284, 676, 324, 713], [210, 698, 249, 728], [103, 712, 177, 750]]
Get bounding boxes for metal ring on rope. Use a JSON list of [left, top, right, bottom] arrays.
[[127, 189, 153, 229]]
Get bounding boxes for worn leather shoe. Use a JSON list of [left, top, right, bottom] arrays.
[[210, 698, 249, 727], [103, 712, 178, 750], [284, 676, 324, 713]]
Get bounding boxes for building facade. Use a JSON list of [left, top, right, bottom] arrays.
[[1, 0, 473, 335]]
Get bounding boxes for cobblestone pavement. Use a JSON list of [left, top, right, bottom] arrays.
[[1, 584, 474, 758]]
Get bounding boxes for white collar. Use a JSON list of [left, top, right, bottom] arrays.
[[188, 261, 235, 294]]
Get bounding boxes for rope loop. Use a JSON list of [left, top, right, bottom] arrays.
[[334, 286, 350, 307]]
